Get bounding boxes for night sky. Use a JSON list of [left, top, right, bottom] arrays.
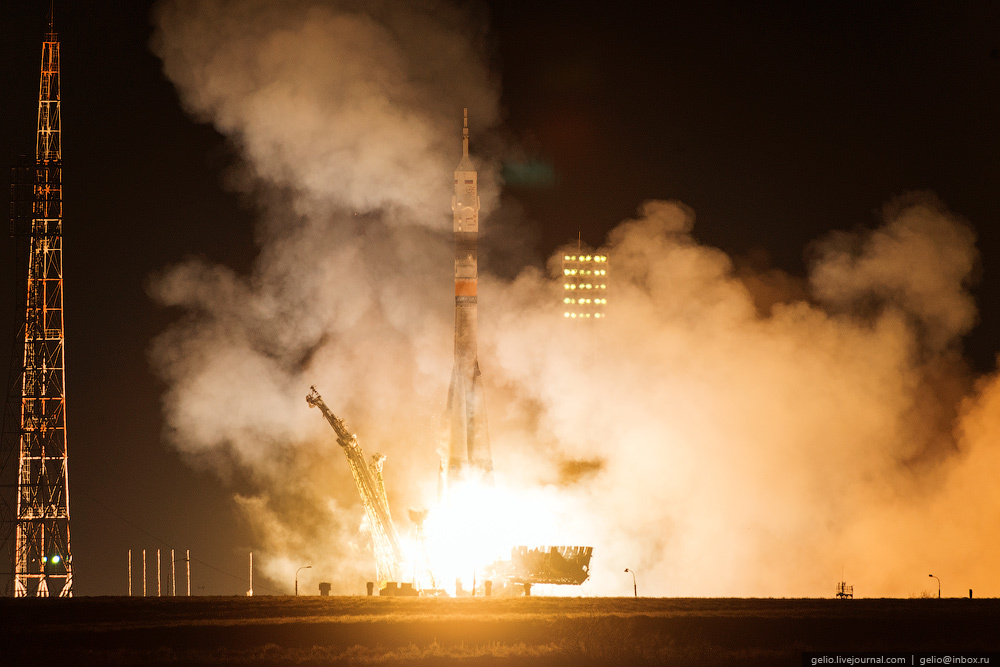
[[1, 1, 998, 596]]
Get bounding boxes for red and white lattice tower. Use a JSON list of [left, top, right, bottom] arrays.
[[8, 13, 73, 598]]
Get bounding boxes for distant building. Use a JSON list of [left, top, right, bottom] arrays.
[[561, 251, 608, 320]]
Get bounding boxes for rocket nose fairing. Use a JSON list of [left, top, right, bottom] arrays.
[[445, 108, 494, 485]]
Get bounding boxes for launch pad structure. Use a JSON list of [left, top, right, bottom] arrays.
[[0, 14, 73, 597], [306, 386, 405, 585], [307, 385, 593, 596]]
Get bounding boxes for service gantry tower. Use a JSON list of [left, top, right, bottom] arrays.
[[3, 13, 73, 597]]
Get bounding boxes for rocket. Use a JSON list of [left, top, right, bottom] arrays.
[[444, 108, 493, 485]]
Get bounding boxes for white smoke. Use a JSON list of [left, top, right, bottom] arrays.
[[150, 0, 999, 597], [153, 0, 501, 221]]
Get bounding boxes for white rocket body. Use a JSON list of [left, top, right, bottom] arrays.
[[445, 109, 493, 484]]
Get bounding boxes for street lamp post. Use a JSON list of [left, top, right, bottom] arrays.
[[929, 574, 940, 599], [296, 565, 312, 596], [624, 568, 637, 597]]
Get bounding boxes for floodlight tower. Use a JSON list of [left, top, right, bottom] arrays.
[[9, 12, 73, 597], [561, 244, 609, 321]]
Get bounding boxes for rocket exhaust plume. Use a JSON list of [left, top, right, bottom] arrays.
[[151, 0, 1000, 597], [445, 109, 494, 487]]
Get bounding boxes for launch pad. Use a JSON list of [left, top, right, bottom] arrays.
[[307, 384, 593, 597], [491, 546, 593, 587]]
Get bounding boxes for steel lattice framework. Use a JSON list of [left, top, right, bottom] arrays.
[[6, 19, 73, 598], [306, 387, 404, 584]]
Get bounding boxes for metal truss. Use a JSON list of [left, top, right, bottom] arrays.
[[5, 20, 73, 598]]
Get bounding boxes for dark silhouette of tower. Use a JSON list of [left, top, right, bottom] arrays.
[[2, 10, 73, 597]]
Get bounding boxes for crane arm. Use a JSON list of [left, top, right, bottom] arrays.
[[306, 386, 405, 583]]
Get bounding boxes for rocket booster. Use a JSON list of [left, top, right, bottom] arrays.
[[445, 108, 493, 483]]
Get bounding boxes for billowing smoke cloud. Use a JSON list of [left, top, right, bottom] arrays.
[[154, 0, 501, 221], [151, 0, 999, 597]]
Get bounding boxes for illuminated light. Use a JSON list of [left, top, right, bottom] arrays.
[[571, 255, 577, 260], [571, 313, 577, 318], [563, 269, 570, 275], [564, 255, 570, 260], [51, 554, 60, 564], [41, 556, 47, 564], [564, 284, 569, 289], [570, 285, 576, 290], [601, 284, 606, 289], [586, 255, 592, 261], [564, 312, 570, 317], [586, 313, 591, 317], [586, 284, 592, 289]]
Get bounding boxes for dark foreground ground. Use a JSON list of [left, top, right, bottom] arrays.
[[3, 596, 999, 666]]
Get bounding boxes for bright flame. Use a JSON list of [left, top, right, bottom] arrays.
[[419, 474, 567, 595]]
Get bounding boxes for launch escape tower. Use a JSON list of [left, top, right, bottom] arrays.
[[1, 15, 73, 597]]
